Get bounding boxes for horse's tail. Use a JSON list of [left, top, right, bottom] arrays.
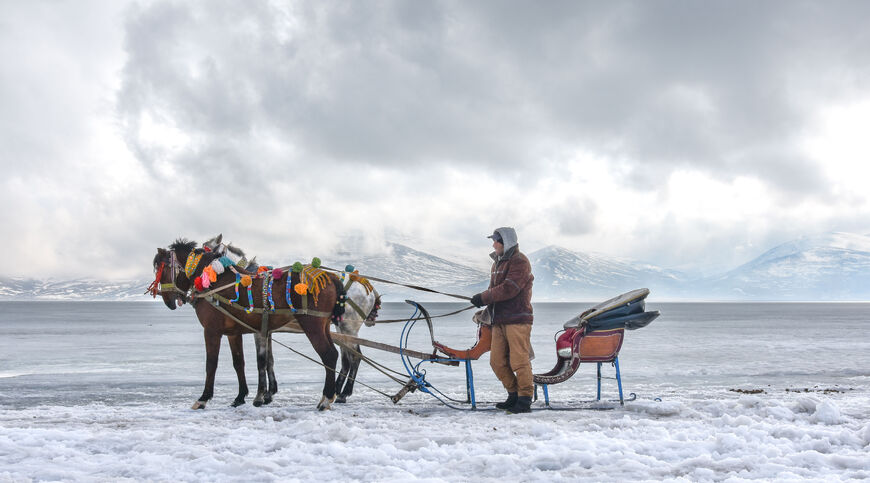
[[330, 273, 347, 323]]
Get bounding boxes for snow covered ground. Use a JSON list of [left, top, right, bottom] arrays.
[[1, 302, 869, 481], [2, 390, 869, 482]]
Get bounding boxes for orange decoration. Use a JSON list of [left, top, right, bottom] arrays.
[[241, 275, 253, 287], [203, 266, 217, 283], [294, 283, 308, 295]]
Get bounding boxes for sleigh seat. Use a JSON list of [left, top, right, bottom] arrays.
[[533, 288, 659, 406]]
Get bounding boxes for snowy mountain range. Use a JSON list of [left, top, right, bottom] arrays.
[[2, 232, 869, 301], [698, 232, 870, 300]]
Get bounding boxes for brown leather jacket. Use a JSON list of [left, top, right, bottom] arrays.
[[480, 246, 534, 325]]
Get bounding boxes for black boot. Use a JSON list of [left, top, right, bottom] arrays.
[[495, 392, 517, 410], [507, 396, 532, 414]]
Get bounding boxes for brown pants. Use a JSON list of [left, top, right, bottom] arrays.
[[489, 323, 533, 397]]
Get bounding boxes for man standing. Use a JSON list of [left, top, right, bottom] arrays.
[[470, 227, 535, 413]]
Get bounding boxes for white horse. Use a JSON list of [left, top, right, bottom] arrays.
[[333, 276, 381, 403], [202, 234, 380, 405]]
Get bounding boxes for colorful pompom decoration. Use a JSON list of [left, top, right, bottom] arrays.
[[210, 259, 225, 275], [345, 264, 354, 272], [294, 283, 308, 295], [257, 266, 269, 274], [311, 257, 321, 268], [272, 268, 283, 280], [292, 262, 303, 273], [203, 266, 217, 283], [241, 275, 253, 287], [201, 274, 211, 289], [194, 277, 204, 291], [219, 256, 234, 268]]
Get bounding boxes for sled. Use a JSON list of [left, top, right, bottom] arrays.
[[533, 288, 660, 406]]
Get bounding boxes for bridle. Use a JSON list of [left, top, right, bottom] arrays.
[[147, 249, 190, 301]]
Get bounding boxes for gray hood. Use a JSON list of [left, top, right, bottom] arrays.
[[492, 227, 518, 251], [489, 227, 519, 261]]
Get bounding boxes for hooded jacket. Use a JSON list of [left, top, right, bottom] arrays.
[[480, 227, 534, 325]]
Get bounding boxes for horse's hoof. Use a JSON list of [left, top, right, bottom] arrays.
[[263, 395, 273, 405], [317, 395, 337, 411], [191, 400, 207, 410], [253, 399, 264, 407], [335, 395, 347, 404], [231, 399, 246, 407]]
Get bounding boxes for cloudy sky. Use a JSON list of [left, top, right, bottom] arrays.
[[3, 0, 870, 280]]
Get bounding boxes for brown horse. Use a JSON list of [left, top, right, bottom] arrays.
[[153, 239, 342, 410]]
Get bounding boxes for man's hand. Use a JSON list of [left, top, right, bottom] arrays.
[[470, 293, 484, 308]]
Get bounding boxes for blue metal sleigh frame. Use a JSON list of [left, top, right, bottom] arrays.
[[398, 301, 482, 409]]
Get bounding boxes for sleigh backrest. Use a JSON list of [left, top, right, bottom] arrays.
[[577, 328, 624, 362]]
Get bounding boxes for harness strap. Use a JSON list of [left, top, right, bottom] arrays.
[[207, 296, 263, 334], [207, 293, 332, 318], [319, 265, 472, 301], [346, 298, 368, 320], [260, 308, 270, 337]]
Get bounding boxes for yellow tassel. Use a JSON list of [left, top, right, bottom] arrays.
[[301, 265, 331, 305]]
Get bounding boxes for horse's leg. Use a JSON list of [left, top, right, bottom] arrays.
[[193, 329, 222, 410], [302, 319, 339, 411], [252, 333, 269, 407], [266, 334, 278, 402], [335, 319, 364, 403], [227, 334, 249, 407], [334, 346, 352, 403], [339, 343, 362, 403]]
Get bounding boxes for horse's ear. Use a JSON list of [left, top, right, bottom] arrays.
[[215, 234, 222, 245], [157, 248, 167, 255]]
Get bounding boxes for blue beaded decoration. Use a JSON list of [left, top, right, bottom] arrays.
[[264, 274, 275, 312], [229, 273, 241, 303], [284, 272, 297, 313], [244, 284, 254, 314]]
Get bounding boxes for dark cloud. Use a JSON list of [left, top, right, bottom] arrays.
[[117, 1, 870, 199]]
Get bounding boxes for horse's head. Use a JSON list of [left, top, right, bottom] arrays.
[[202, 233, 223, 253], [151, 238, 198, 310], [367, 293, 382, 322], [201, 234, 257, 270]]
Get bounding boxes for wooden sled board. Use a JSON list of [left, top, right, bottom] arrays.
[[330, 332, 459, 366], [563, 288, 650, 329]]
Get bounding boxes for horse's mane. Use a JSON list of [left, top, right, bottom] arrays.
[[169, 238, 197, 253], [225, 243, 246, 258]]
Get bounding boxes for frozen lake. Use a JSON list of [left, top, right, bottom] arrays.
[[1, 301, 869, 481]]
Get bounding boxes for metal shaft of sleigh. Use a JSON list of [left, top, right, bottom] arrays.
[[341, 288, 660, 410]]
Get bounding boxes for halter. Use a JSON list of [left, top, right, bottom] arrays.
[[148, 250, 191, 300]]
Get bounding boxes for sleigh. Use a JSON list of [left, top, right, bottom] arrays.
[[533, 288, 659, 406], [428, 288, 659, 408]]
